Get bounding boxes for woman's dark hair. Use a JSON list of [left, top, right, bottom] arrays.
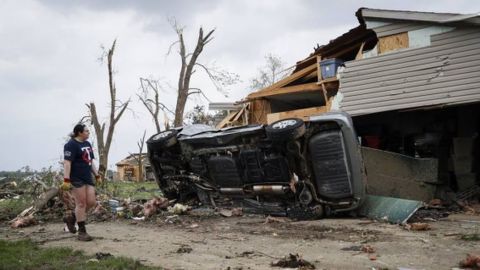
[[70, 124, 86, 138]]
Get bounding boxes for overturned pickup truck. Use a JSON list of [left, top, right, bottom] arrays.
[[147, 112, 366, 218]]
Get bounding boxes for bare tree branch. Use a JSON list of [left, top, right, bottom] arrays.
[[113, 101, 130, 125], [187, 87, 212, 102], [250, 54, 291, 90], [77, 115, 90, 124], [195, 62, 239, 96], [166, 40, 180, 57], [137, 77, 169, 133]]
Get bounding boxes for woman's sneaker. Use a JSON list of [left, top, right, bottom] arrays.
[[63, 215, 77, 234]]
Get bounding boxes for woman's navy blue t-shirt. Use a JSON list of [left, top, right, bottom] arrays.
[[63, 139, 95, 182]]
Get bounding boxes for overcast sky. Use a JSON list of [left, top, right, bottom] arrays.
[[1, 0, 479, 171]]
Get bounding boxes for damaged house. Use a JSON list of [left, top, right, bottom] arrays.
[[223, 8, 480, 202], [116, 154, 155, 182]]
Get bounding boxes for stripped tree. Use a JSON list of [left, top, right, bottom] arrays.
[[131, 130, 146, 182], [169, 19, 239, 127], [86, 39, 130, 177]]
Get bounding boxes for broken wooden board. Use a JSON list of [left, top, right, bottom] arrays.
[[357, 195, 424, 224], [248, 82, 323, 100], [247, 64, 317, 100], [266, 106, 328, 124], [216, 111, 238, 129]]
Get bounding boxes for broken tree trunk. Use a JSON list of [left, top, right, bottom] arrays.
[[33, 187, 59, 211]]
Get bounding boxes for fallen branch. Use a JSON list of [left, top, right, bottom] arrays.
[[10, 187, 59, 227], [33, 187, 59, 211], [11, 214, 37, 228]]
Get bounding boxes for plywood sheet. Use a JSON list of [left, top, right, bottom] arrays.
[[249, 99, 271, 124], [378, 32, 409, 54]]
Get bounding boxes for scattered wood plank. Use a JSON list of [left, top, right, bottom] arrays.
[[216, 111, 238, 129], [247, 64, 317, 100], [326, 41, 364, 59], [356, 42, 366, 60], [232, 106, 246, 123], [316, 55, 322, 82], [267, 106, 328, 124], [249, 82, 323, 99]]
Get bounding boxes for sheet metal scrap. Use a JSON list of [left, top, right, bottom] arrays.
[[357, 195, 424, 224]]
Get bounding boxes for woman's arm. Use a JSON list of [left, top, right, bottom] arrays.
[[91, 160, 99, 177], [64, 160, 72, 180], [62, 160, 72, 190]]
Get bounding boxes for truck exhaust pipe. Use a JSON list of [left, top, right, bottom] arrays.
[[252, 185, 289, 195]]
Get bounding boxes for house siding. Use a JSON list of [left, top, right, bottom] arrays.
[[339, 27, 480, 116], [367, 21, 427, 37]]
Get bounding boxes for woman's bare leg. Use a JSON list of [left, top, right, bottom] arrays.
[[85, 185, 97, 211], [72, 186, 87, 222], [72, 185, 92, 240]]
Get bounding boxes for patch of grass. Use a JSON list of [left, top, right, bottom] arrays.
[[461, 233, 480, 241], [104, 181, 162, 201], [0, 239, 162, 270], [0, 196, 32, 222]]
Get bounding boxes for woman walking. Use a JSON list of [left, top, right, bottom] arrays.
[[62, 124, 101, 241]]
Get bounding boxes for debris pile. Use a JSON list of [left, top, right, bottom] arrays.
[[176, 245, 193, 254], [92, 203, 109, 220], [143, 197, 170, 217], [271, 253, 315, 269], [95, 252, 113, 260], [404, 222, 431, 231], [460, 254, 480, 269], [219, 207, 243, 217], [0, 181, 20, 200], [457, 200, 480, 215], [341, 244, 378, 261], [264, 216, 288, 224], [361, 244, 375, 253], [1, 180, 167, 227]]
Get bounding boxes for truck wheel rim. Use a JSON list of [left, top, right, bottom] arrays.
[[272, 119, 297, 129]]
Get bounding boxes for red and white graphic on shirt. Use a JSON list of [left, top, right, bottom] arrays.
[[80, 146, 94, 165]]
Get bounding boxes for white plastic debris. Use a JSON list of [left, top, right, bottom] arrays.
[[108, 199, 119, 208], [168, 203, 189, 214]]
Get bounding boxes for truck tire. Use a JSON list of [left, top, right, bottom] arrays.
[[266, 118, 305, 141], [146, 130, 178, 149]]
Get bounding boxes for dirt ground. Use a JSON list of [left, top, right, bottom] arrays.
[[1, 212, 480, 270]]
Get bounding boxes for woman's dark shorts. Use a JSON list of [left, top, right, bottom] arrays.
[[71, 178, 95, 188]]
